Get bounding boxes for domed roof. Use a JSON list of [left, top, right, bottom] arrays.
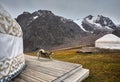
[[96, 34, 120, 43], [0, 5, 22, 37]]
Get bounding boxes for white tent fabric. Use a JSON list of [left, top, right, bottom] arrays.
[[0, 5, 25, 82], [95, 34, 120, 49]]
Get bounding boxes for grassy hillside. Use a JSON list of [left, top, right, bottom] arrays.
[[27, 48, 120, 82]]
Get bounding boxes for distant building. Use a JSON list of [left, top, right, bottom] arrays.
[[0, 5, 25, 81], [95, 34, 120, 49]]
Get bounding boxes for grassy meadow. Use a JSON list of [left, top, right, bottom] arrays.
[[27, 48, 120, 82]]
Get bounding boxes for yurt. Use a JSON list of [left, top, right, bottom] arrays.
[[95, 34, 120, 49], [0, 5, 25, 81]]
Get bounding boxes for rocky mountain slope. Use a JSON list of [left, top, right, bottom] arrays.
[[81, 15, 120, 36], [16, 10, 88, 52]]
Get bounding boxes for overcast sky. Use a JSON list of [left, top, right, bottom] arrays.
[[0, 0, 120, 24]]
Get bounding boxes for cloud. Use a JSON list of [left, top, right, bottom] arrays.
[[0, 0, 120, 24]]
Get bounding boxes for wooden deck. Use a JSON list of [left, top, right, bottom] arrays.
[[11, 55, 89, 82]]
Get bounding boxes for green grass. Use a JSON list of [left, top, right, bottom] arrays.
[[27, 49, 120, 82]]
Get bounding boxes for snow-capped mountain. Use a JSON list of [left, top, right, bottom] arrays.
[[81, 15, 119, 34], [75, 15, 120, 37], [74, 15, 120, 34]]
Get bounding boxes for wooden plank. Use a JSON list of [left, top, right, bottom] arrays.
[[25, 56, 81, 71], [26, 60, 80, 73], [22, 67, 56, 82], [53, 66, 82, 82], [25, 57, 79, 68], [54, 60, 80, 66], [11, 77, 26, 82], [63, 68, 89, 82], [19, 73, 41, 82], [77, 70, 89, 82], [26, 60, 75, 72], [27, 65, 66, 77], [25, 55, 80, 67]]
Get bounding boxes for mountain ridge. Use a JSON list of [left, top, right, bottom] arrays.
[[16, 11, 120, 52], [16, 10, 89, 52]]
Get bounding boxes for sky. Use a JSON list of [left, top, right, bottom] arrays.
[[0, 0, 120, 24]]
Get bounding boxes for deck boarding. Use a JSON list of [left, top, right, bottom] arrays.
[[11, 55, 89, 82]]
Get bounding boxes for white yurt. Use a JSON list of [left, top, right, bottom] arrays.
[[0, 5, 25, 81], [95, 34, 120, 50]]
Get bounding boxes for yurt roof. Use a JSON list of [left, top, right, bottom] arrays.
[[0, 5, 22, 37], [96, 34, 120, 42]]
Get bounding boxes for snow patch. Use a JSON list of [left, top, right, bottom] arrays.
[[33, 16, 38, 19], [74, 20, 88, 32], [60, 18, 66, 23], [95, 23, 102, 28], [105, 26, 113, 30], [96, 15, 100, 22], [104, 20, 107, 25]]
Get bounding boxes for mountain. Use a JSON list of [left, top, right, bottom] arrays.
[[80, 15, 120, 36], [16, 10, 87, 52], [112, 25, 120, 37], [74, 15, 120, 47], [16, 11, 120, 52]]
